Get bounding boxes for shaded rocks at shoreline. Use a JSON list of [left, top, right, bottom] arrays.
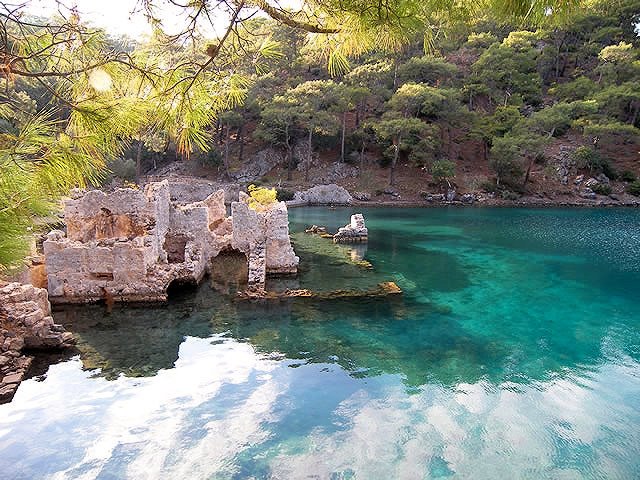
[[0, 282, 76, 403]]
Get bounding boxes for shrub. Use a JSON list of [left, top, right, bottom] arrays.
[[627, 181, 640, 197], [501, 190, 520, 201], [591, 183, 612, 195], [620, 170, 637, 182], [247, 184, 277, 211], [203, 148, 222, 167], [572, 146, 616, 178], [479, 179, 499, 193], [431, 159, 456, 188], [108, 157, 136, 181], [276, 188, 295, 201]]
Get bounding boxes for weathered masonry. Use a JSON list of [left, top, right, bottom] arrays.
[[43, 181, 298, 303]]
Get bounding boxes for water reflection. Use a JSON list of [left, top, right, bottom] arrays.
[[1, 207, 639, 480]]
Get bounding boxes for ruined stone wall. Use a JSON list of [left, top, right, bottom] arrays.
[[0, 282, 75, 403], [231, 193, 299, 280], [43, 181, 298, 303], [44, 182, 173, 303]]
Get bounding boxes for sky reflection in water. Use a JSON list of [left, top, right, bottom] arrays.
[[0, 207, 639, 480]]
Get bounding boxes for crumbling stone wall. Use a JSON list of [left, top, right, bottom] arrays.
[[0, 282, 75, 403], [231, 192, 299, 278], [43, 181, 298, 303]]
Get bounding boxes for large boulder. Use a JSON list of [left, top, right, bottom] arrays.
[[293, 184, 353, 205]]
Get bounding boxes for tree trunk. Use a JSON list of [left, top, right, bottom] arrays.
[[286, 124, 293, 181], [359, 141, 366, 174], [390, 136, 401, 186], [629, 101, 639, 126], [136, 140, 143, 179], [305, 127, 313, 182], [216, 118, 223, 144], [223, 126, 230, 179], [393, 61, 399, 90], [340, 111, 347, 162], [237, 123, 245, 162], [522, 156, 535, 187]]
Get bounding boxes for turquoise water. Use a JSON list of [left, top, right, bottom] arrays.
[[1, 207, 639, 479]]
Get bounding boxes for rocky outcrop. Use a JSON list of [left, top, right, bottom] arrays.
[[293, 184, 353, 205], [43, 181, 298, 303], [0, 282, 75, 403], [333, 214, 368, 243], [232, 148, 282, 182]]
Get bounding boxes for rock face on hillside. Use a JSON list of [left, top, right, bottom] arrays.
[[0, 282, 75, 403], [333, 214, 368, 243], [232, 148, 283, 183], [43, 181, 298, 303], [293, 184, 353, 205]]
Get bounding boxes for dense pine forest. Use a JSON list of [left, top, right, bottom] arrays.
[[1, 0, 639, 270]]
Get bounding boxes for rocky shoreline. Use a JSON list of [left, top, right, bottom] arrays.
[[0, 282, 76, 403]]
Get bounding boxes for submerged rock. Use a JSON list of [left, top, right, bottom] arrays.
[[305, 225, 327, 234], [237, 281, 402, 300]]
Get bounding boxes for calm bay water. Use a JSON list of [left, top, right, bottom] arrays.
[[1, 207, 639, 479]]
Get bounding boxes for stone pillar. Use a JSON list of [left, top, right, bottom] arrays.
[[247, 242, 267, 290]]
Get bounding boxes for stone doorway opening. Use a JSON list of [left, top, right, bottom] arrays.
[[209, 248, 248, 294], [163, 233, 189, 264]]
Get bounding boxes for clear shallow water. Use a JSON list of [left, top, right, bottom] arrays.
[[1, 207, 639, 480]]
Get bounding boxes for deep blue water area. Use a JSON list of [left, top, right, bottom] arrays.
[[1, 207, 639, 479]]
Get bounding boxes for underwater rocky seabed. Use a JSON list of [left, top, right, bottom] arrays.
[[0, 207, 639, 479]]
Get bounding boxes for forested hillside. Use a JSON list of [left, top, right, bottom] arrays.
[[126, 1, 640, 201], [1, 0, 639, 270]]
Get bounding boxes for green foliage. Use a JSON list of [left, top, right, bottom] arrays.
[[430, 159, 456, 187], [571, 146, 616, 178], [528, 101, 598, 137], [596, 41, 639, 84], [620, 170, 637, 182], [203, 149, 223, 168], [397, 57, 459, 86], [501, 190, 521, 201], [489, 135, 525, 184], [572, 146, 601, 170], [407, 129, 442, 166], [592, 83, 640, 126], [465, 33, 498, 50], [276, 188, 295, 201], [580, 120, 640, 145], [550, 77, 598, 102], [627, 181, 640, 196], [108, 158, 137, 181], [591, 183, 612, 195], [471, 35, 542, 106]]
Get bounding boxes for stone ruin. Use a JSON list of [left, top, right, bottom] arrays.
[[333, 214, 368, 243], [43, 180, 299, 303], [0, 282, 75, 403]]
